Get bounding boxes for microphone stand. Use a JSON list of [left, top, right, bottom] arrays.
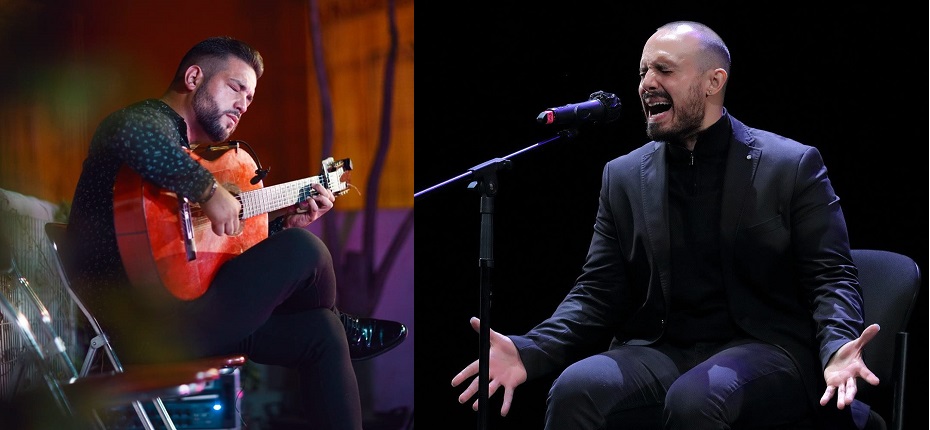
[[415, 128, 578, 430]]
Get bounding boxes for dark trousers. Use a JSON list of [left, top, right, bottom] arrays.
[[546, 339, 864, 430], [111, 227, 361, 430]]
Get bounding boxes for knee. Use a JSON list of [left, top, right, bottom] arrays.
[[276, 228, 333, 269], [548, 364, 596, 409], [664, 381, 704, 417], [664, 377, 727, 423]]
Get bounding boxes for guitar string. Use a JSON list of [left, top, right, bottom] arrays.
[[187, 174, 334, 222], [183, 165, 358, 231]]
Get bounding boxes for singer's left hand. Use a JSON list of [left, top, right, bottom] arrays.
[[282, 183, 335, 228], [819, 323, 881, 409]]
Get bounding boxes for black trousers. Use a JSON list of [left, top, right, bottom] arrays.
[[547, 339, 868, 430], [109, 227, 361, 430]]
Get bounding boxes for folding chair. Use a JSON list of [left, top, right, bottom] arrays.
[[1, 227, 243, 429], [42, 222, 246, 429]]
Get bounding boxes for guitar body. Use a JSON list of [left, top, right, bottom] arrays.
[[113, 146, 268, 301]]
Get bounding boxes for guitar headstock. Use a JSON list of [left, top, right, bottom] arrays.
[[321, 157, 353, 197]]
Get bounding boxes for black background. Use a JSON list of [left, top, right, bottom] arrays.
[[415, 3, 927, 429]]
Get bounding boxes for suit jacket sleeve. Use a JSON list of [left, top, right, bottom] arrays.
[[509, 159, 634, 381], [786, 146, 863, 368]]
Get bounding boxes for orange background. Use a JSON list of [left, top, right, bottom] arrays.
[[0, 0, 413, 212]]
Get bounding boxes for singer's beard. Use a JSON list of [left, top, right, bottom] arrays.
[[193, 87, 236, 143], [645, 84, 704, 145]]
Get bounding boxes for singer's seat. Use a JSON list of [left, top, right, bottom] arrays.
[[601, 249, 918, 430]]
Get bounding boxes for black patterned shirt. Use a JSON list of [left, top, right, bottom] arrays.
[[67, 99, 216, 309]]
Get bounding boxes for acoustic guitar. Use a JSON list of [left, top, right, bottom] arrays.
[[113, 142, 352, 301]]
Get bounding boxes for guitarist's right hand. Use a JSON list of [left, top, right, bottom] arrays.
[[201, 184, 242, 236]]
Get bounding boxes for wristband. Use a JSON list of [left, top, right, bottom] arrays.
[[201, 180, 218, 203]]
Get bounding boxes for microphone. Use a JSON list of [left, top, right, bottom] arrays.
[[536, 90, 621, 126]]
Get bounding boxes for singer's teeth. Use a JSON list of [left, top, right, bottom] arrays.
[[647, 102, 671, 117]]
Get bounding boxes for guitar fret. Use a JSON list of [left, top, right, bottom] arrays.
[[240, 176, 324, 219]]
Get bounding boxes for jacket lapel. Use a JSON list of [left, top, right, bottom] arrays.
[[720, 116, 761, 250], [641, 141, 672, 307]]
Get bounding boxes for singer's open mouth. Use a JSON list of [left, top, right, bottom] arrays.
[[645, 100, 671, 119]]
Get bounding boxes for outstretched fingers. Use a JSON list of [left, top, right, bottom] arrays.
[[819, 385, 835, 406], [453, 316, 527, 417], [467, 378, 515, 416], [452, 359, 479, 388], [821, 324, 883, 409], [469, 379, 502, 411], [500, 385, 515, 417], [470, 316, 482, 332], [454, 362, 480, 404]]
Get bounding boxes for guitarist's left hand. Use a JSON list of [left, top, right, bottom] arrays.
[[282, 183, 336, 228]]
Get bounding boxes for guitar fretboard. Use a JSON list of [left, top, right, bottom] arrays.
[[238, 174, 334, 219]]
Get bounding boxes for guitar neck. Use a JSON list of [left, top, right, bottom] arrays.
[[238, 176, 324, 219]]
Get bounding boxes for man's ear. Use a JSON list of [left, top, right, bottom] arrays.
[[184, 65, 202, 90], [707, 68, 728, 96]]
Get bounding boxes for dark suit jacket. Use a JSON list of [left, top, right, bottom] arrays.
[[510, 113, 865, 407]]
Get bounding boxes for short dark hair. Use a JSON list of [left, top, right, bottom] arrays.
[[171, 36, 264, 86]]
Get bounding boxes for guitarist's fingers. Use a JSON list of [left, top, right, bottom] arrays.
[[307, 196, 331, 216], [203, 186, 243, 236], [295, 185, 334, 215], [311, 183, 336, 202], [310, 184, 334, 214], [313, 195, 332, 211], [302, 199, 321, 215]]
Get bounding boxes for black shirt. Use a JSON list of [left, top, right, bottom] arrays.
[[664, 113, 739, 345]]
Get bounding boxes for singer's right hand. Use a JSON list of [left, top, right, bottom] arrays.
[[451, 317, 527, 417]]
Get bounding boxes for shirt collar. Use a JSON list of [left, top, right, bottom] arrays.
[[666, 111, 731, 162], [145, 98, 190, 148]]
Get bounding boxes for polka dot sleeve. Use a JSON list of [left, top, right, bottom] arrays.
[[105, 102, 215, 201]]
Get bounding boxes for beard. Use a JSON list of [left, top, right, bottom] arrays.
[[645, 83, 705, 144], [193, 86, 236, 142]]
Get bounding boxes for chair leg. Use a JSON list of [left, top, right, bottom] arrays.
[[151, 397, 178, 430], [891, 332, 906, 430], [80, 335, 105, 376], [129, 399, 159, 430]]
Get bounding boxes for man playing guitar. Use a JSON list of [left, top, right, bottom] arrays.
[[66, 36, 405, 430]]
